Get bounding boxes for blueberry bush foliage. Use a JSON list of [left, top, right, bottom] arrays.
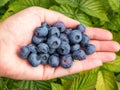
[[0, 0, 120, 90]]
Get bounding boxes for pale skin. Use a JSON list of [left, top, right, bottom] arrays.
[[0, 7, 120, 80]]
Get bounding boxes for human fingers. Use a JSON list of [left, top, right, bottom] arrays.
[[85, 27, 113, 40], [90, 40, 120, 52], [86, 52, 116, 62]]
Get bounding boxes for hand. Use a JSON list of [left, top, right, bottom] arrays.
[[0, 7, 119, 80]]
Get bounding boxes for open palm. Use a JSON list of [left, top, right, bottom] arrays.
[[0, 7, 119, 80]]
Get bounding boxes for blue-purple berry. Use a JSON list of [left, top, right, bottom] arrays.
[[41, 22, 50, 28], [64, 28, 72, 35], [37, 43, 49, 53], [84, 44, 96, 55], [72, 50, 86, 60], [28, 53, 41, 67], [69, 30, 82, 44], [47, 36, 61, 49], [60, 54, 72, 68], [76, 24, 86, 33], [71, 44, 80, 52], [48, 55, 60, 67], [27, 44, 36, 53], [32, 36, 46, 45], [48, 27, 60, 37], [35, 27, 48, 37], [60, 33, 69, 43], [40, 54, 49, 64], [19, 46, 30, 59], [57, 41, 70, 55], [80, 34, 90, 47], [53, 21, 66, 32]]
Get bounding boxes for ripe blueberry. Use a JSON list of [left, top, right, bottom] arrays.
[[19, 46, 30, 59], [53, 21, 66, 32], [28, 53, 41, 67], [84, 44, 96, 55], [32, 36, 46, 45], [41, 22, 50, 28], [60, 54, 72, 68], [37, 43, 49, 53], [57, 41, 70, 55], [49, 48, 56, 54], [47, 36, 61, 49], [71, 44, 80, 52], [27, 44, 36, 53], [48, 55, 60, 67], [64, 28, 72, 35], [72, 50, 86, 60], [60, 33, 69, 43], [69, 30, 82, 44], [80, 34, 90, 47], [48, 27, 60, 37], [76, 24, 86, 33], [35, 27, 48, 37], [40, 54, 49, 64]]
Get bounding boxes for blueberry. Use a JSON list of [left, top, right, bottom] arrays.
[[19, 46, 30, 59], [27, 44, 36, 53], [53, 53, 59, 57], [76, 24, 86, 33], [57, 41, 70, 55], [35, 27, 48, 37], [32, 36, 46, 45], [84, 44, 96, 55], [28, 53, 41, 67], [39, 54, 49, 64], [41, 22, 50, 28], [72, 50, 86, 60], [71, 44, 80, 52], [48, 27, 60, 37], [37, 43, 49, 53], [80, 34, 90, 47], [64, 28, 72, 35], [48, 55, 60, 67], [47, 36, 61, 49], [69, 30, 82, 44], [60, 33, 69, 43], [60, 54, 72, 68], [49, 48, 56, 54], [53, 21, 66, 32]]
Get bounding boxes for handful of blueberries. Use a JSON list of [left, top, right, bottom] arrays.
[[19, 22, 96, 68]]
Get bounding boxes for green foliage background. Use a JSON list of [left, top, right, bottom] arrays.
[[0, 0, 120, 90]]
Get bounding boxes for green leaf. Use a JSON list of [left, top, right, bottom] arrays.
[[117, 82, 120, 90], [61, 79, 73, 90], [2, 0, 55, 20], [74, 13, 92, 26], [102, 55, 120, 72], [112, 31, 120, 43], [55, 0, 78, 7], [51, 83, 64, 90], [61, 73, 79, 80], [104, 14, 120, 31], [70, 68, 99, 90], [0, 0, 9, 7], [54, 0, 108, 21], [79, 0, 108, 21], [20, 80, 52, 90], [6, 79, 52, 90], [96, 70, 118, 90], [108, 0, 120, 12], [50, 5, 92, 26]]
